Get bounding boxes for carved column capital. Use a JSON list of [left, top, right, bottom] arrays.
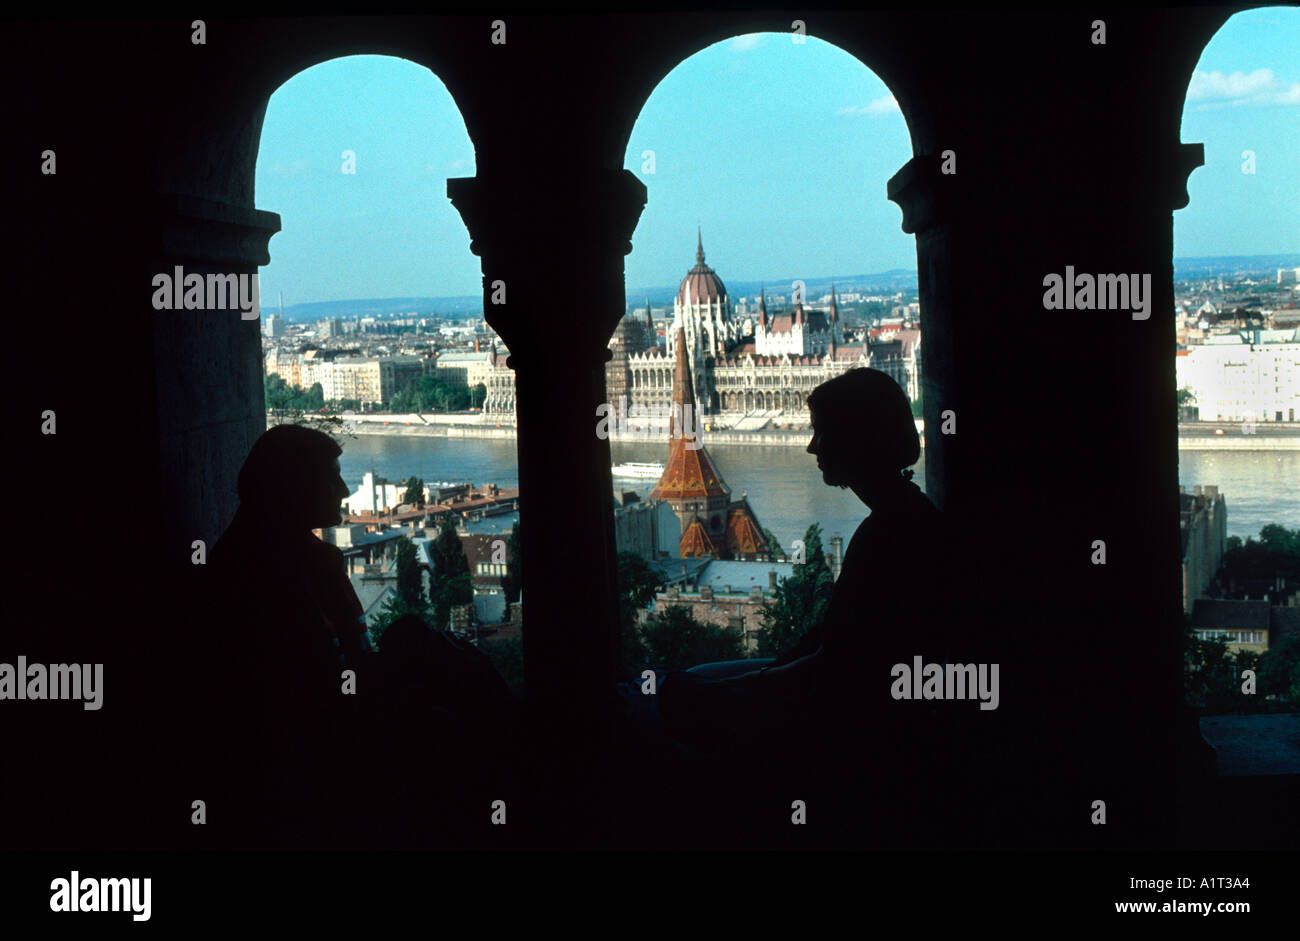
[[887, 154, 962, 235], [1169, 142, 1205, 212], [447, 170, 647, 366], [151, 192, 282, 268]]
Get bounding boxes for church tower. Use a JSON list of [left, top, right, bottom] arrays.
[[650, 326, 731, 556], [650, 326, 770, 561]]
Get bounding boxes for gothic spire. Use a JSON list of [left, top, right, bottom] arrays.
[[670, 325, 696, 440], [696, 226, 705, 266]]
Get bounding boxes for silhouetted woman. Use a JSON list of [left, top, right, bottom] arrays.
[[658, 368, 969, 845]]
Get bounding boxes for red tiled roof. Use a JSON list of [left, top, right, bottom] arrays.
[[679, 519, 717, 558], [725, 505, 766, 557], [652, 434, 731, 501], [650, 326, 731, 502]]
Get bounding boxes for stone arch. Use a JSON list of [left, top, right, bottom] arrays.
[[18, 14, 1235, 852], [1173, 7, 1298, 424]]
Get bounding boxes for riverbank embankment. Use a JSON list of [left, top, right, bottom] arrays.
[[271, 413, 1300, 450]]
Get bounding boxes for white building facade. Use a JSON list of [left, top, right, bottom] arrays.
[[1176, 329, 1300, 422]]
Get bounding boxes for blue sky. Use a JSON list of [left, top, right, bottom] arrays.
[[1176, 7, 1300, 258], [256, 11, 1298, 306]]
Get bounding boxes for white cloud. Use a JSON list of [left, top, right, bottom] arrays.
[[837, 94, 899, 117], [1187, 68, 1299, 106], [730, 34, 762, 52], [1276, 82, 1300, 105]]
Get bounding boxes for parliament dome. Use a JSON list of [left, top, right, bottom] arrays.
[[677, 229, 728, 307]]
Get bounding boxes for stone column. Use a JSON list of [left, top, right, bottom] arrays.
[[887, 141, 1204, 847], [448, 170, 646, 750], [147, 193, 282, 559]]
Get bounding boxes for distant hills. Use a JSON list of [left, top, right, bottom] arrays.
[[1174, 253, 1300, 279], [273, 255, 1298, 322], [273, 268, 921, 323], [629, 269, 920, 311], [274, 295, 484, 323]]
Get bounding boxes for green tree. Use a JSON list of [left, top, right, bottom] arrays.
[[402, 476, 426, 508], [1256, 631, 1300, 709], [264, 372, 327, 412], [396, 375, 473, 413], [368, 537, 430, 647], [616, 551, 663, 675], [394, 537, 424, 608], [446, 383, 471, 411], [1219, 524, 1300, 582], [640, 605, 743, 672], [264, 372, 286, 409], [428, 514, 473, 630], [756, 522, 833, 658], [763, 528, 786, 562], [470, 382, 487, 409], [1258, 524, 1300, 557], [801, 522, 832, 584], [1183, 615, 1273, 715], [1184, 621, 1237, 714], [302, 382, 324, 410]]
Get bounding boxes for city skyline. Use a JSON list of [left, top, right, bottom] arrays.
[[255, 10, 1298, 306]]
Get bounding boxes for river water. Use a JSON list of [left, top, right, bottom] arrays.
[[338, 435, 1298, 547]]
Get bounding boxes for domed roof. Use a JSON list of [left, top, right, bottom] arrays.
[[677, 229, 728, 307]]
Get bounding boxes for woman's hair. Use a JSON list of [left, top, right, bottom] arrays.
[[807, 368, 920, 476], [237, 424, 343, 509]]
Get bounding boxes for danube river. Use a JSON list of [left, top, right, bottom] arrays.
[[338, 435, 1299, 548]]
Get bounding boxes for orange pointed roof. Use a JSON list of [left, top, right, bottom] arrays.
[[679, 518, 717, 558], [649, 327, 731, 502], [725, 506, 767, 557]]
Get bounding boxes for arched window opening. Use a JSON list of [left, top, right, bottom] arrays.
[[608, 33, 918, 662], [254, 55, 523, 674], [1173, 8, 1300, 715]]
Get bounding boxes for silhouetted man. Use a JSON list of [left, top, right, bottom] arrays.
[[203, 424, 374, 846], [201, 424, 522, 848]]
